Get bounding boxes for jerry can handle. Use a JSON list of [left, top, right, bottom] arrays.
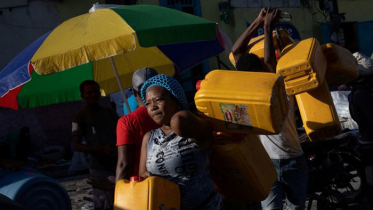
[[280, 12, 292, 22]]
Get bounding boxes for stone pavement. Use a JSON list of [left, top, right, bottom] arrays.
[[58, 173, 94, 210], [58, 173, 372, 210]]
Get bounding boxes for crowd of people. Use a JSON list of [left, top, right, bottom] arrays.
[[69, 7, 373, 210]]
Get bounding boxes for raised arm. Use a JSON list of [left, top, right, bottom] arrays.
[[170, 110, 213, 150], [231, 8, 266, 63], [263, 8, 281, 73]]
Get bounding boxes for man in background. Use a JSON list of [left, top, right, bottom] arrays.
[[72, 80, 118, 210]]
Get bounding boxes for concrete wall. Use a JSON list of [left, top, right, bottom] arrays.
[[0, 0, 100, 71], [0, 0, 58, 70], [339, 0, 373, 22]]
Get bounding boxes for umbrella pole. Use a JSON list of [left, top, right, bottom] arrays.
[[110, 57, 131, 114]]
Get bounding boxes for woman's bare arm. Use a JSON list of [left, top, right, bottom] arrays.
[[139, 132, 151, 178], [170, 111, 213, 150]]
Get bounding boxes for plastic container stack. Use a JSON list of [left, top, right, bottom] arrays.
[[276, 40, 359, 141]]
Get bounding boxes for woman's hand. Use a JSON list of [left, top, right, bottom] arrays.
[[264, 8, 281, 27], [256, 8, 267, 23], [140, 171, 152, 179]]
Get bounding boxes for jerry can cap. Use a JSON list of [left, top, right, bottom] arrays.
[[196, 80, 202, 91], [275, 49, 281, 60], [130, 176, 145, 182]]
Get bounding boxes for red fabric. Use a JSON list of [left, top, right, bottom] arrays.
[[0, 63, 34, 110], [0, 85, 21, 110], [216, 26, 224, 49], [116, 107, 160, 176]]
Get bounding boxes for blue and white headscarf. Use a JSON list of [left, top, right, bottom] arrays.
[[140, 74, 188, 110]]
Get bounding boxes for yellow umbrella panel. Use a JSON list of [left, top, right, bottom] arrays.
[[31, 9, 137, 75], [93, 40, 175, 96]]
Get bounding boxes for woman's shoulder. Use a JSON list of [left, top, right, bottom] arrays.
[[145, 128, 161, 142]]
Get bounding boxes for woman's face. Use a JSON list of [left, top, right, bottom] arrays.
[[145, 86, 179, 125]]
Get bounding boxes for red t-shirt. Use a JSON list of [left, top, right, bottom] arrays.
[[116, 107, 160, 176]]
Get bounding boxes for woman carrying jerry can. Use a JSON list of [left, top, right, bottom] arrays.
[[231, 8, 307, 210], [139, 74, 224, 210]]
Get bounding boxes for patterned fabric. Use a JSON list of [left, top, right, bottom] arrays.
[[140, 74, 188, 110], [146, 128, 222, 210]]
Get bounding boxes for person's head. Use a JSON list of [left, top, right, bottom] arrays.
[[140, 74, 188, 125], [132, 67, 158, 106], [235, 53, 264, 72], [348, 74, 373, 90], [80, 80, 101, 106]]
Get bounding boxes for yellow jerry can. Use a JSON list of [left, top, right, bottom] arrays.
[[194, 70, 289, 135], [322, 43, 359, 88], [210, 134, 277, 202], [295, 81, 342, 142], [229, 29, 294, 67], [277, 38, 327, 95], [114, 176, 180, 210]]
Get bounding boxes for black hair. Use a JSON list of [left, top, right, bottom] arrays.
[[79, 80, 100, 94], [235, 53, 264, 72], [348, 74, 373, 91]]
